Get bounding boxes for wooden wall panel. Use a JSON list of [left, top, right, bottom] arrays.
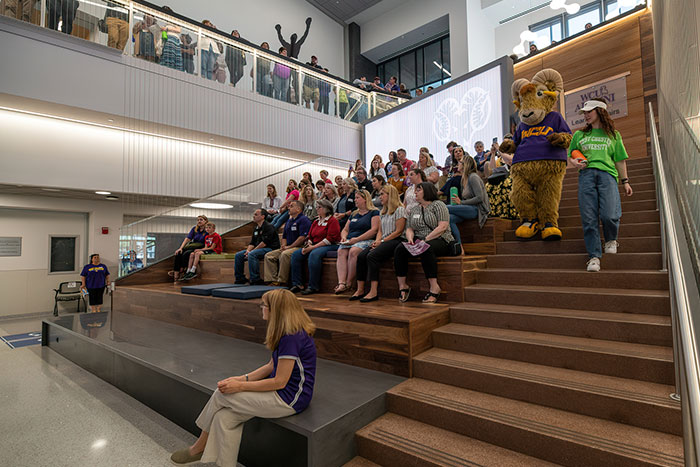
[[515, 10, 655, 159]]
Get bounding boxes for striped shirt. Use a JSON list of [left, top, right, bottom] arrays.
[[407, 201, 454, 243], [380, 206, 407, 239]]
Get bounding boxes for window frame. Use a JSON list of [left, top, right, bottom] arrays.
[[376, 34, 450, 94], [48, 234, 80, 275]]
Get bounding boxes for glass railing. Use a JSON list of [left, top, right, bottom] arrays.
[[117, 155, 351, 277], [1, 0, 408, 123]]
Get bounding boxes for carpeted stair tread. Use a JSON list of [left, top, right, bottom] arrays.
[[486, 252, 662, 270], [386, 379, 683, 466], [356, 412, 558, 467], [476, 267, 668, 290]]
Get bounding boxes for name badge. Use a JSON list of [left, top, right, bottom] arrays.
[[351, 218, 358, 222], [413, 214, 420, 219], [291, 226, 297, 231]]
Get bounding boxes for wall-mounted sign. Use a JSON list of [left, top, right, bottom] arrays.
[[0, 237, 22, 256], [564, 72, 629, 129]]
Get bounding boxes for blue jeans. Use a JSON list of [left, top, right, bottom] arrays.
[[273, 74, 289, 102], [291, 245, 338, 290], [201, 45, 217, 80], [447, 204, 479, 244], [271, 211, 289, 230], [234, 248, 270, 282], [578, 168, 621, 259]]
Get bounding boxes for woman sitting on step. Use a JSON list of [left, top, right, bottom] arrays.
[[270, 179, 300, 230], [568, 99, 633, 272], [334, 190, 379, 295], [394, 182, 454, 304], [446, 156, 490, 250], [170, 289, 316, 467], [168, 215, 208, 282], [351, 185, 407, 302]]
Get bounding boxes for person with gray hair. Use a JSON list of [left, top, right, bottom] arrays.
[[289, 199, 341, 295]]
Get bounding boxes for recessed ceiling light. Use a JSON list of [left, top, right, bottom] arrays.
[[105, 195, 119, 200], [209, 138, 214, 141], [95, 191, 111, 195], [42, 188, 61, 192], [107, 119, 114, 123], [190, 202, 234, 210]]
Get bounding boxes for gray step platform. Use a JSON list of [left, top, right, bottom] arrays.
[[42, 311, 403, 467]]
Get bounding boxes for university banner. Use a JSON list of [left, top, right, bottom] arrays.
[[564, 72, 629, 129]]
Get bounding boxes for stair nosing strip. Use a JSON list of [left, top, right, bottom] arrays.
[[436, 329, 672, 361], [368, 427, 483, 467], [418, 355, 678, 407], [396, 389, 683, 465]]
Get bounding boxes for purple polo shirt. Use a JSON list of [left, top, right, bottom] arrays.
[[271, 331, 317, 412], [512, 112, 571, 164], [283, 214, 311, 245]]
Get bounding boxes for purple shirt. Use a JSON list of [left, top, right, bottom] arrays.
[[187, 226, 207, 244], [273, 63, 291, 79], [80, 263, 110, 289], [271, 331, 317, 412], [512, 112, 571, 164], [283, 214, 311, 245]]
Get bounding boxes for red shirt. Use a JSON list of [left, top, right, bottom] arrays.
[[204, 233, 223, 254], [308, 216, 341, 244], [400, 158, 414, 175]]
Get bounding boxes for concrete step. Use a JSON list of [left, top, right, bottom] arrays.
[[558, 189, 656, 207], [557, 209, 659, 227], [558, 199, 656, 217], [496, 236, 661, 254], [413, 348, 681, 435], [503, 222, 660, 241], [476, 267, 668, 290], [386, 379, 683, 466], [355, 412, 557, 467], [462, 283, 670, 315], [450, 302, 672, 345], [432, 323, 674, 384], [486, 252, 662, 270]]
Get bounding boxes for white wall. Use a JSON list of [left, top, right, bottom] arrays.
[[151, 0, 346, 77], [493, 7, 562, 59], [0, 198, 122, 317], [466, 0, 497, 70]]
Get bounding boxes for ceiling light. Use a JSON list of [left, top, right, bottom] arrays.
[[105, 195, 119, 200], [95, 191, 111, 195], [42, 188, 61, 192], [91, 439, 107, 450], [107, 119, 114, 123], [190, 202, 234, 209]]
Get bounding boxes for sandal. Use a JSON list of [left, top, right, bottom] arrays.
[[334, 283, 348, 295], [398, 287, 411, 303], [423, 291, 441, 304], [167, 271, 176, 277]]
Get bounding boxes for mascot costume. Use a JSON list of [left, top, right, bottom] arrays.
[[500, 69, 572, 241]]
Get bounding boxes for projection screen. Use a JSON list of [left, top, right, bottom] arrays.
[[364, 57, 513, 165]]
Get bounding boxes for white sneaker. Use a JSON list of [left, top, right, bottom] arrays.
[[604, 240, 619, 254], [586, 257, 601, 272]]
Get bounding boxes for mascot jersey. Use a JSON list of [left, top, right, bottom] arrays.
[[512, 112, 572, 164]]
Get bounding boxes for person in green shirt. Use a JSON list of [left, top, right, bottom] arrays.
[[568, 99, 634, 272]]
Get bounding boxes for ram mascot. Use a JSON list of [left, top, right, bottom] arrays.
[[500, 69, 572, 241]]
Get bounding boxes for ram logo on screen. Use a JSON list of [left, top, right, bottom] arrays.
[[432, 87, 492, 144]]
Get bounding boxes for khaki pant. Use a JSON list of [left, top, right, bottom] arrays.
[[1, 0, 32, 22], [263, 247, 299, 283], [106, 17, 128, 51], [196, 389, 295, 467]]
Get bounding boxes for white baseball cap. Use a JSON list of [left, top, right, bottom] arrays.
[[579, 100, 608, 113]]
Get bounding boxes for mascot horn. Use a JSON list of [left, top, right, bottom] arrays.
[[500, 68, 572, 241]]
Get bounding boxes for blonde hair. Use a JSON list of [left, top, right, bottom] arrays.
[[322, 183, 338, 200], [380, 184, 402, 216], [301, 185, 316, 203], [263, 289, 316, 350], [195, 215, 209, 231], [353, 189, 379, 215], [343, 177, 358, 192], [418, 151, 434, 168]]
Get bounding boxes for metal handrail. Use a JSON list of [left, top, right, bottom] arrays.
[[649, 102, 700, 465]]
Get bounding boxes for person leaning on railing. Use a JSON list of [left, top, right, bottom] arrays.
[[103, 1, 129, 50], [289, 199, 341, 295], [170, 289, 316, 467], [351, 185, 407, 302], [272, 47, 292, 102], [394, 182, 454, 304], [199, 20, 220, 80], [169, 215, 208, 282], [225, 30, 247, 87]]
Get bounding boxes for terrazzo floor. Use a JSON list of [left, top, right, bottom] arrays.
[[0, 314, 240, 467]]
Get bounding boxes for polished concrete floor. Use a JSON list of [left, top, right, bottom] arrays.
[[0, 314, 231, 467]]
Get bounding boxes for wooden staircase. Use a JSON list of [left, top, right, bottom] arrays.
[[347, 158, 685, 466]]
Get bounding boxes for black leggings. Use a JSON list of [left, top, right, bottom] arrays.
[[393, 238, 450, 279], [356, 238, 402, 283], [173, 250, 193, 271]]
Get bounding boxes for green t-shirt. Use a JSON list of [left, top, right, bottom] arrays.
[[568, 128, 629, 180]]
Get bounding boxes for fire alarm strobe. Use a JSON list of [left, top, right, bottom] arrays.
[[101, 227, 109, 235]]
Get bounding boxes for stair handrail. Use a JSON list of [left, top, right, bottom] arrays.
[[649, 102, 700, 466]]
